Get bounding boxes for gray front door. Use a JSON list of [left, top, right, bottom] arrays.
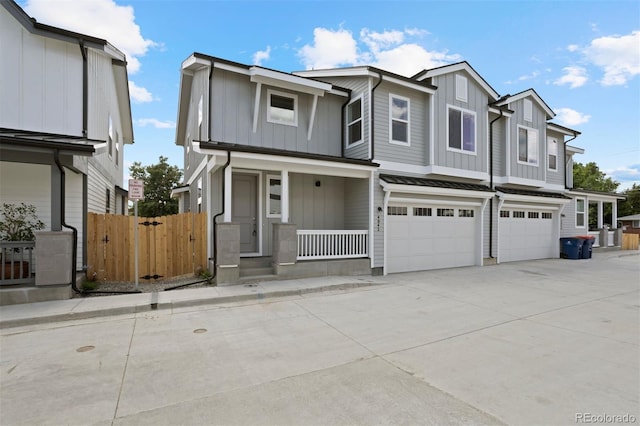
[[232, 173, 258, 253]]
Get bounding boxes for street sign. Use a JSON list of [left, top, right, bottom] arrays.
[[129, 179, 144, 200]]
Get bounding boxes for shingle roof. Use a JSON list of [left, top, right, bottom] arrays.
[[380, 174, 493, 192], [496, 186, 570, 199]]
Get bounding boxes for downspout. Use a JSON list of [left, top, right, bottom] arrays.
[[78, 41, 88, 137], [563, 132, 578, 189], [211, 151, 231, 280], [370, 71, 383, 161], [488, 107, 504, 259]]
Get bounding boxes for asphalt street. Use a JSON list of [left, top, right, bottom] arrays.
[[1, 252, 638, 425]]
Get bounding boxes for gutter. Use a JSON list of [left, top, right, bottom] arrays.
[[563, 132, 579, 190], [486, 96, 509, 259], [79, 41, 88, 137]]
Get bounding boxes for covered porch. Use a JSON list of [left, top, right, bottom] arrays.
[[568, 190, 625, 248]]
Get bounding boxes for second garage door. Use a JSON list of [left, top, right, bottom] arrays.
[[499, 209, 555, 262], [387, 205, 477, 273]]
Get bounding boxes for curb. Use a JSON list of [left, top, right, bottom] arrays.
[[0, 281, 386, 329]]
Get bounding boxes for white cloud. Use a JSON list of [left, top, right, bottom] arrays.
[[567, 44, 579, 52], [583, 30, 640, 86], [128, 81, 154, 103], [24, 0, 156, 74], [253, 46, 271, 66], [298, 26, 460, 76], [136, 118, 176, 129], [554, 107, 591, 126], [553, 66, 588, 88], [518, 70, 541, 81]]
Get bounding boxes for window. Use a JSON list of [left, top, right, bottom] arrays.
[[500, 210, 510, 218], [548, 137, 558, 171], [390, 95, 409, 145], [513, 211, 525, 218], [528, 211, 540, 219], [388, 206, 407, 216], [346, 97, 362, 147], [456, 75, 468, 102], [576, 198, 585, 227], [267, 175, 282, 218], [437, 208, 454, 217], [185, 133, 191, 170], [459, 209, 474, 218], [414, 207, 432, 217], [518, 125, 539, 165], [524, 99, 533, 122], [542, 212, 552, 219], [448, 106, 476, 153], [105, 189, 111, 214], [267, 90, 297, 126], [108, 116, 113, 158]]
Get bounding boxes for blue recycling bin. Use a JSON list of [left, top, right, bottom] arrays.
[[560, 237, 583, 259], [578, 236, 595, 259]]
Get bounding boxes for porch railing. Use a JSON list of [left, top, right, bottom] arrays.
[[588, 231, 615, 247], [297, 230, 368, 260], [1, 241, 35, 285], [588, 231, 600, 247]]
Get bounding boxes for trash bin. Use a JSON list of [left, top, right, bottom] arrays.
[[560, 237, 583, 259], [578, 236, 595, 259]]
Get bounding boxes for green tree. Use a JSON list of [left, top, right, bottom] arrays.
[[618, 184, 640, 217], [573, 162, 619, 192], [129, 156, 182, 217]]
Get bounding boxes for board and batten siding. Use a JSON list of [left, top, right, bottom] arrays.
[[432, 72, 488, 173], [0, 10, 83, 134], [373, 82, 427, 166], [210, 69, 342, 157], [491, 112, 507, 177], [290, 174, 345, 230], [546, 129, 566, 187], [508, 97, 547, 182], [183, 68, 210, 184], [344, 178, 369, 230]]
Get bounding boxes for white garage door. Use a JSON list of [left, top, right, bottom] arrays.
[[387, 205, 477, 273], [499, 209, 555, 262]]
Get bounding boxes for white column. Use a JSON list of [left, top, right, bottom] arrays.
[[612, 201, 618, 228], [224, 166, 232, 222], [597, 201, 603, 229], [281, 170, 289, 223]]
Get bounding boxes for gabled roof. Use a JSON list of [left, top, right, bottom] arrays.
[[412, 61, 500, 101], [496, 88, 555, 119]]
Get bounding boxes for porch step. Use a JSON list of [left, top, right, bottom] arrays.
[[239, 266, 274, 278], [239, 256, 273, 269]]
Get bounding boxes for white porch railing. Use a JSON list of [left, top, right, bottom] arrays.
[[297, 230, 368, 260], [588, 231, 615, 247], [588, 231, 600, 247]]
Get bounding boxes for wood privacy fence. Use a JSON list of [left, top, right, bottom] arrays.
[[622, 233, 639, 250], [87, 212, 207, 282]]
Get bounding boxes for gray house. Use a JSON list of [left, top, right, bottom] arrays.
[[175, 54, 618, 284]]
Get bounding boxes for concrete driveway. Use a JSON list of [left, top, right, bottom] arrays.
[[1, 252, 638, 425]]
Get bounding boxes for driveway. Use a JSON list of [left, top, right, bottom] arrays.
[[1, 252, 638, 425]]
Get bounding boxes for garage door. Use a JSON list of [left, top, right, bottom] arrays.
[[499, 209, 554, 262], [387, 205, 477, 273]]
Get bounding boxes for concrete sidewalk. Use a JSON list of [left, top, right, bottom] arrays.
[[0, 275, 389, 329]]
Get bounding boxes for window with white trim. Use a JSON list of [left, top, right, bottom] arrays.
[[500, 210, 510, 218], [448, 105, 476, 153], [576, 198, 586, 227], [528, 211, 539, 219], [346, 96, 362, 147], [437, 208, 454, 217], [414, 207, 432, 217], [388, 206, 407, 216], [524, 99, 533, 122], [548, 137, 558, 171], [389, 94, 409, 145], [459, 209, 474, 218], [513, 211, 525, 218], [542, 212, 552, 219], [456, 75, 468, 102], [518, 125, 539, 165], [267, 175, 282, 218], [267, 90, 298, 126]]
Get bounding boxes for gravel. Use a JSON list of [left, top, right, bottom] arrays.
[[74, 274, 215, 298]]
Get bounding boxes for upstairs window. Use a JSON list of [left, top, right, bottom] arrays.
[[524, 99, 533, 122], [268, 90, 297, 126], [448, 106, 476, 153], [456, 75, 468, 102], [346, 97, 362, 147], [576, 198, 586, 227], [390, 94, 409, 145], [548, 137, 558, 171], [518, 125, 538, 165]]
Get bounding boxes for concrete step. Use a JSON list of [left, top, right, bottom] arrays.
[[239, 257, 272, 268], [239, 266, 274, 278]]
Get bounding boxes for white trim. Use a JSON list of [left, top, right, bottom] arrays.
[[456, 74, 468, 102], [523, 98, 533, 122], [516, 124, 539, 166], [566, 145, 584, 154], [266, 174, 282, 218], [346, 94, 364, 149], [389, 197, 484, 207], [389, 94, 410, 146], [575, 196, 586, 228], [252, 82, 261, 133], [223, 166, 232, 222], [308, 94, 318, 141], [250, 66, 331, 95], [547, 137, 558, 172], [281, 170, 289, 223], [429, 95, 434, 166], [369, 170, 375, 270], [416, 62, 499, 100], [382, 188, 390, 275], [368, 78, 373, 159], [374, 160, 490, 181], [492, 175, 546, 188], [497, 89, 555, 118], [567, 190, 626, 202], [446, 104, 477, 155], [186, 157, 208, 186], [381, 180, 494, 201], [547, 122, 580, 136], [266, 89, 298, 127], [505, 116, 511, 177]]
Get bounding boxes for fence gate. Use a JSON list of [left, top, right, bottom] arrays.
[[88, 212, 207, 282]]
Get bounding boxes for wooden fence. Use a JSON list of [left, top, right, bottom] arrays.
[[87, 212, 207, 282], [622, 233, 639, 250]]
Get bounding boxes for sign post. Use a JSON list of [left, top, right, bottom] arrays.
[[128, 179, 144, 290]]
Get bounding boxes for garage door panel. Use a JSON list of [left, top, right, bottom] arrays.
[[499, 209, 554, 263]]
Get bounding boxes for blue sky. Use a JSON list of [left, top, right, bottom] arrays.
[[21, 0, 640, 190]]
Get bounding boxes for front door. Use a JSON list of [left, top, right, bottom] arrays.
[[232, 173, 258, 253]]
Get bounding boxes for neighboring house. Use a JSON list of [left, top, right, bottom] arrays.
[[618, 214, 640, 235], [0, 0, 133, 301], [175, 53, 622, 283]]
